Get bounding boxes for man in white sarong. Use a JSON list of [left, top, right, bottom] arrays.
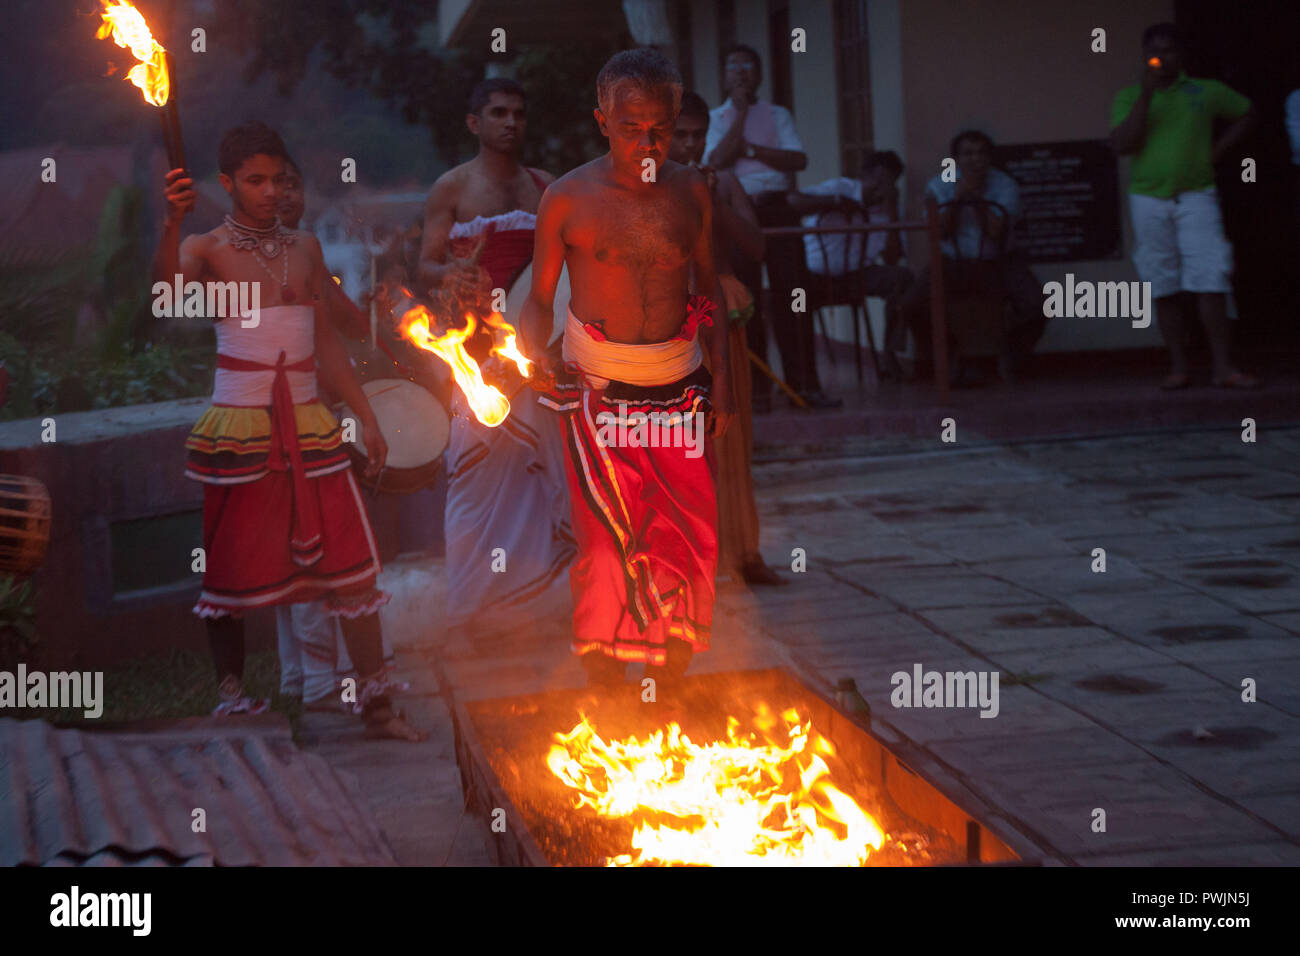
[[418, 78, 574, 652]]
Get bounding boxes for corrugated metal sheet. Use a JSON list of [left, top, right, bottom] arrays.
[[0, 718, 397, 866]]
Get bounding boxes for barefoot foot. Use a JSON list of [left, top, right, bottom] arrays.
[[364, 708, 428, 741]]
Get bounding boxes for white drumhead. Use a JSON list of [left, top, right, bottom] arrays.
[[339, 379, 449, 467], [504, 261, 569, 347]]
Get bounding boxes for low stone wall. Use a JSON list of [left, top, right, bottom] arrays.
[[0, 399, 445, 670]]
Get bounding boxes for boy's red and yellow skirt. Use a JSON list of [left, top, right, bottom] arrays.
[[184, 400, 388, 619]]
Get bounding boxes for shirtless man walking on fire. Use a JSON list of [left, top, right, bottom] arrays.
[[522, 49, 735, 690]]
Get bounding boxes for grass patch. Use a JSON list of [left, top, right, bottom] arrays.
[[17, 649, 303, 736]]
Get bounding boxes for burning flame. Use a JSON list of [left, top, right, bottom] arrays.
[[96, 1, 169, 107], [547, 706, 886, 866], [400, 306, 511, 427], [482, 311, 533, 378]]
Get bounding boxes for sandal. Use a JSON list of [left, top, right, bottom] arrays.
[[212, 696, 271, 717]]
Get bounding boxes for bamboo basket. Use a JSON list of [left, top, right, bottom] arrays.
[[0, 475, 51, 574]]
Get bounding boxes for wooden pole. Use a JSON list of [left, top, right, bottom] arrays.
[[162, 51, 186, 174], [746, 347, 807, 409], [925, 195, 950, 404], [369, 253, 378, 345]]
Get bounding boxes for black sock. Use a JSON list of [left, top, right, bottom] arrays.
[[206, 615, 245, 689]]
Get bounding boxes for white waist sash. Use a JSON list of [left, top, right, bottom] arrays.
[[212, 305, 318, 404], [562, 307, 702, 388]]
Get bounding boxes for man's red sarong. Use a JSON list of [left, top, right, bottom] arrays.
[[543, 296, 718, 665]]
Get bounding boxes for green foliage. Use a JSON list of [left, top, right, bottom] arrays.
[[18, 648, 304, 733], [0, 574, 37, 671], [216, 1, 624, 174], [0, 185, 213, 420]]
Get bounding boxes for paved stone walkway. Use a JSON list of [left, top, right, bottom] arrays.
[[306, 424, 1300, 865]]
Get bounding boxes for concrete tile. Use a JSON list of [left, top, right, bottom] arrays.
[[1236, 793, 1300, 838], [1259, 610, 1300, 634], [904, 524, 1080, 563], [884, 686, 1096, 744], [1144, 495, 1294, 531], [1158, 744, 1300, 800], [1186, 656, 1300, 714], [1059, 587, 1235, 632], [987, 641, 1174, 676], [755, 593, 896, 627], [773, 611, 939, 646], [836, 565, 1047, 608], [914, 606, 1102, 648], [743, 574, 866, 607], [1147, 633, 1300, 666], [1078, 840, 1300, 866], [927, 727, 1150, 775], [1011, 794, 1278, 856]]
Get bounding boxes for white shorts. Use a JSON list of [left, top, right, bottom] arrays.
[[1128, 188, 1233, 298]]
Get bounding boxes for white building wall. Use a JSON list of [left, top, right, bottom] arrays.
[[690, 1, 721, 105], [893, 0, 1175, 353]]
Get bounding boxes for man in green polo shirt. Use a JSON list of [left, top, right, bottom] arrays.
[[1110, 22, 1259, 389]]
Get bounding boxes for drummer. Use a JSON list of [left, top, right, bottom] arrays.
[[417, 77, 575, 655], [272, 156, 397, 712]]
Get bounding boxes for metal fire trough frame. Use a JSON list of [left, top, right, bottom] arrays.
[[450, 667, 1037, 866]]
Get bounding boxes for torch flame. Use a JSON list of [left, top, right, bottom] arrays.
[[483, 311, 534, 378], [547, 705, 886, 866], [400, 306, 511, 427], [96, 1, 169, 107]]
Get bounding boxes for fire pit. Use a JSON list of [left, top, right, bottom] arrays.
[[451, 668, 1024, 866]]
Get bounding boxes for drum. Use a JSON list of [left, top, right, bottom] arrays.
[[0, 475, 51, 575], [336, 379, 449, 494], [504, 261, 570, 349]]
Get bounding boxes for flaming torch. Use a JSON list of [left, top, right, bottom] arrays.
[[393, 281, 538, 427], [96, 0, 186, 174], [398, 304, 514, 427]]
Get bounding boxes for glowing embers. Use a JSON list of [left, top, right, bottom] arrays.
[[547, 704, 885, 866]]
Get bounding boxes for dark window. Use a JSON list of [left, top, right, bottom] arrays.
[[110, 510, 203, 595], [768, 0, 793, 110], [673, 0, 694, 92], [717, 0, 735, 102], [834, 0, 872, 177]]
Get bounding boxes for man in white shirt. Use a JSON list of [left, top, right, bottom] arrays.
[[788, 151, 914, 379], [705, 44, 840, 409], [899, 129, 1046, 386]]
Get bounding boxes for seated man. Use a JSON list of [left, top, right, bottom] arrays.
[[900, 130, 1045, 386], [788, 150, 914, 380]]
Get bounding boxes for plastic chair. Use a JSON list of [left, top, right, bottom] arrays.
[[803, 198, 882, 383]]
